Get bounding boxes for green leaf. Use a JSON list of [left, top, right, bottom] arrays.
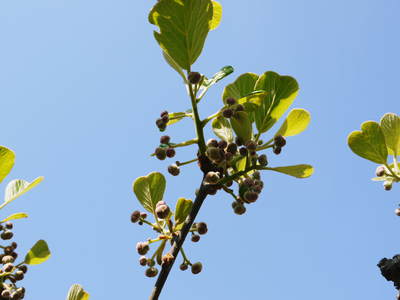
[[348, 121, 388, 164], [174, 197, 193, 229], [380, 113, 400, 156], [149, 0, 214, 70], [209, 1, 222, 30], [0, 146, 15, 184], [66, 284, 90, 300], [202, 66, 234, 88], [3, 177, 44, 206], [230, 111, 252, 143], [1, 212, 28, 223], [133, 172, 166, 213], [167, 111, 192, 126], [264, 164, 314, 178], [222, 73, 259, 104], [212, 117, 234, 142], [162, 51, 187, 82], [275, 108, 311, 137], [24, 240, 51, 265], [254, 71, 299, 133]]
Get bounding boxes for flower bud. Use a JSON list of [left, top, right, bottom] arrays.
[[191, 234, 200, 242], [14, 271, 24, 281], [244, 191, 258, 203], [136, 242, 150, 255], [140, 212, 148, 219], [147, 259, 155, 267], [196, 222, 208, 235], [274, 135, 286, 147], [155, 147, 167, 160], [5, 223, 13, 230], [3, 263, 13, 273], [1, 231, 13, 240], [166, 148, 176, 158], [155, 202, 170, 219], [139, 256, 147, 266], [222, 109, 233, 118], [156, 118, 165, 128], [18, 265, 28, 274], [235, 104, 244, 112], [180, 263, 188, 271], [245, 140, 257, 151], [384, 181, 393, 191], [243, 177, 254, 187], [226, 98, 236, 106], [131, 210, 141, 223], [206, 139, 219, 148], [239, 147, 248, 156], [273, 145, 282, 155], [145, 267, 158, 278], [226, 143, 237, 154], [204, 172, 220, 185], [258, 154, 268, 166], [168, 164, 180, 176], [191, 262, 203, 274], [160, 135, 171, 145], [218, 140, 228, 149], [206, 147, 222, 161], [376, 166, 386, 177], [233, 203, 246, 215], [188, 72, 201, 84], [160, 111, 168, 118]]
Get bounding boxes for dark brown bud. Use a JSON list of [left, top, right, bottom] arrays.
[[166, 148, 176, 158], [239, 147, 248, 156], [206, 147, 222, 161], [168, 164, 180, 176], [139, 256, 147, 266], [222, 109, 233, 118], [18, 265, 28, 274], [5, 223, 13, 230], [188, 72, 201, 84], [235, 104, 244, 112], [273, 145, 282, 155], [244, 191, 258, 203], [155, 147, 167, 160], [160, 111, 169, 118], [4, 246, 13, 255], [245, 140, 257, 151], [180, 263, 188, 271], [258, 154, 268, 166], [196, 222, 208, 235], [14, 271, 24, 281], [161, 114, 169, 123], [160, 135, 170, 145], [243, 177, 254, 187], [155, 202, 170, 219], [206, 139, 219, 148], [136, 242, 150, 255], [140, 212, 148, 219], [145, 267, 158, 278], [384, 181, 393, 191], [218, 140, 228, 149], [274, 135, 286, 147], [376, 166, 385, 177], [156, 118, 165, 128], [204, 172, 220, 185], [3, 263, 13, 273], [191, 262, 203, 274], [131, 210, 141, 223], [205, 185, 218, 195], [191, 234, 200, 242], [11, 242, 17, 250], [226, 97, 236, 105], [226, 143, 237, 154], [1, 231, 13, 240]]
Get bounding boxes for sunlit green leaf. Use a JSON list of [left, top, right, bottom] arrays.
[[167, 111, 192, 126], [4, 177, 44, 205], [0, 146, 15, 184], [25, 240, 51, 265], [149, 0, 214, 70], [263, 164, 314, 178], [222, 73, 259, 104], [348, 121, 388, 164], [1, 212, 28, 223], [174, 197, 193, 229], [66, 284, 90, 300], [209, 1, 222, 30], [254, 71, 299, 133], [275, 108, 311, 137], [133, 172, 166, 213], [202, 66, 234, 88], [212, 116, 234, 142], [230, 111, 252, 143], [380, 113, 400, 156], [162, 51, 187, 82]]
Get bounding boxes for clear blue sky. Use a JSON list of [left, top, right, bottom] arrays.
[[0, 0, 399, 299]]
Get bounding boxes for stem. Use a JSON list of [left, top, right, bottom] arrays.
[[176, 158, 198, 167], [188, 80, 206, 155], [149, 183, 208, 300], [180, 247, 191, 265], [384, 163, 400, 181]]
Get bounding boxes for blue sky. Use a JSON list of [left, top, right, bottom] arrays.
[[0, 0, 399, 299]]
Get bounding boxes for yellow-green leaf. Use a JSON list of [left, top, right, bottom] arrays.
[[348, 121, 388, 164], [149, 0, 214, 70], [222, 73, 259, 104], [212, 117, 234, 142], [174, 197, 193, 229], [66, 284, 90, 300], [276, 108, 311, 137], [380, 112, 400, 156], [230, 111, 252, 143], [209, 1, 222, 30], [1, 212, 28, 223], [4, 177, 44, 206], [264, 164, 314, 178], [0, 146, 15, 184], [133, 172, 166, 213], [162, 51, 187, 82], [25, 240, 51, 265]]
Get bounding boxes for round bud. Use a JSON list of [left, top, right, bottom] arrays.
[[145, 267, 158, 278], [191, 262, 203, 274], [180, 263, 188, 271], [234, 204, 246, 215], [2, 255, 14, 264], [244, 191, 258, 203], [1, 231, 13, 240], [138, 221, 143, 225], [3, 263, 13, 273], [168, 164, 180, 176], [239, 147, 248, 156], [14, 271, 24, 281], [273, 145, 282, 155], [11, 242, 17, 250], [131, 210, 141, 223], [1, 290, 10, 299], [206, 139, 219, 148], [218, 140, 228, 149], [191, 234, 200, 242], [160, 111, 169, 118], [235, 137, 243, 146], [243, 177, 254, 187], [235, 104, 244, 112], [139, 256, 147, 266], [188, 72, 201, 84], [206, 147, 222, 162], [160, 135, 170, 145], [204, 172, 220, 185], [245, 140, 257, 151], [140, 212, 147, 219], [196, 222, 208, 235], [395, 208, 400, 217], [4, 246, 12, 255], [18, 265, 28, 274], [161, 114, 169, 123], [5, 223, 13, 230], [136, 242, 150, 255], [384, 181, 393, 191], [274, 135, 287, 147], [252, 171, 261, 180], [226, 98, 236, 106], [166, 148, 176, 158], [155, 118, 165, 128], [155, 203, 170, 219], [376, 166, 386, 177], [225, 180, 233, 187], [155, 148, 167, 160], [258, 154, 268, 166], [222, 109, 233, 118], [158, 123, 166, 131], [226, 143, 237, 154]]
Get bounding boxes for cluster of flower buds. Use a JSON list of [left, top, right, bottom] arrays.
[[221, 97, 244, 119], [0, 223, 28, 300], [130, 210, 150, 227], [273, 135, 287, 155], [155, 135, 176, 161], [155, 111, 170, 131], [231, 171, 264, 215], [190, 222, 208, 244], [378, 255, 400, 292], [375, 165, 396, 191]]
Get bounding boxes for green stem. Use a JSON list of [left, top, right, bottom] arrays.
[[256, 138, 274, 151], [188, 77, 206, 155], [384, 163, 400, 181], [176, 158, 198, 167], [180, 247, 191, 265]]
